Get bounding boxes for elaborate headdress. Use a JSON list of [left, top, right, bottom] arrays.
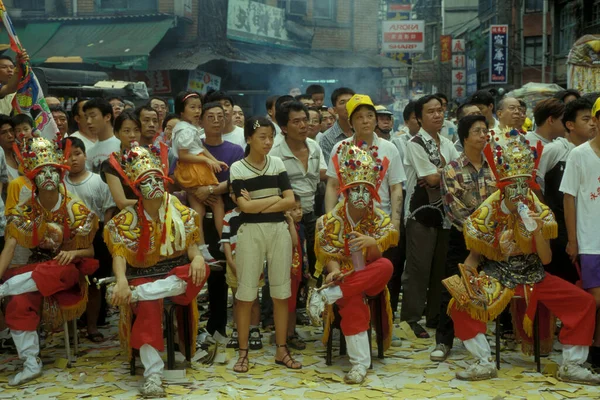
[[14, 136, 70, 180], [13, 136, 72, 246], [332, 140, 389, 202], [109, 142, 171, 262], [484, 129, 543, 190]]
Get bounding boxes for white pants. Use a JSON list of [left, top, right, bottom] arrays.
[[345, 331, 370, 370], [0, 272, 38, 296]]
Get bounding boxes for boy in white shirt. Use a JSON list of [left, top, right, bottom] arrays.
[[63, 137, 116, 342]]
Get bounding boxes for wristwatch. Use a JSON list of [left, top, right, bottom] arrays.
[[208, 186, 214, 195]]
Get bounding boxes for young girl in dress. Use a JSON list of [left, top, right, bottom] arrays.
[[229, 116, 301, 373], [172, 92, 228, 263]]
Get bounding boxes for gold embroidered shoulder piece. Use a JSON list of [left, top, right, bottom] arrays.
[[314, 202, 398, 277], [5, 194, 98, 251], [103, 195, 199, 268], [464, 190, 557, 261]]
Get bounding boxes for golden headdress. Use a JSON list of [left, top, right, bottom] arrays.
[[332, 140, 389, 202], [14, 136, 70, 179], [108, 141, 171, 262], [484, 128, 542, 190]]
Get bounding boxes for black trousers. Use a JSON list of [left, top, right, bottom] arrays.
[[204, 212, 228, 336], [435, 226, 469, 347], [302, 211, 317, 279], [387, 213, 406, 313]]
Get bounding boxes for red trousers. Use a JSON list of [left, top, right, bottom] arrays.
[[336, 257, 393, 336], [129, 264, 209, 351], [4, 261, 91, 331], [451, 273, 595, 346]]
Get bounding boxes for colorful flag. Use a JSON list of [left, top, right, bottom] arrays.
[[0, 1, 57, 140]]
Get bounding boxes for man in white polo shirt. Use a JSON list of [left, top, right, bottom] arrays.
[[270, 100, 327, 285], [324, 95, 404, 296]]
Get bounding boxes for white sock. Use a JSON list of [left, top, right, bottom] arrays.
[[345, 331, 370, 370], [199, 244, 215, 262], [1, 272, 38, 296], [322, 286, 343, 304], [135, 275, 187, 301], [463, 333, 493, 364], [562, 345, 588, 365], [140, 344, 164, 378]]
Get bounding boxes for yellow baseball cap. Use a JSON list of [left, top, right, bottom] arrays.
[[346, 94, 376, 120], [593, 97, 600, 118]]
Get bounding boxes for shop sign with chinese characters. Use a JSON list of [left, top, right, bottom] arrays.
[[451, 38, 466, 100], [382, 20, 425, 53], [489, 25, 508, 84]]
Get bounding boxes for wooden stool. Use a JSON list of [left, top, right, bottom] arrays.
[[129, 299, 192, 375], [495, 299, 541, 372], [325, 291, 386, 368]]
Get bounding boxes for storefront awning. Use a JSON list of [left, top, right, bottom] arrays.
[[31, 19, 174, 70], [0, 22, 61, 57], [149, 42, 410, 71]]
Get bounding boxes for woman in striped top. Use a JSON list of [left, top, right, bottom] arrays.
[[229, 116, 301, 373]]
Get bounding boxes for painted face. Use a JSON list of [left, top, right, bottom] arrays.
[[504, 177, 530, 205], [139, 174, 165, 200], [35, 166, 60, 191], [348, 185, 372, 209]]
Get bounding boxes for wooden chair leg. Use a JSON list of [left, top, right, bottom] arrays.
[[367, 326, 373, 370], [72, 319, 78, 359], [64, 321, 72, 368], [166, 307, 176, 370], [183, 305, 191, 362], [339, 330, 346, 356], [534, 309, 541, 373], [495, 317, 501, 370], [326, 324, 333, 366], [375, 302, 384, 360], [130, 353, 136, 376]]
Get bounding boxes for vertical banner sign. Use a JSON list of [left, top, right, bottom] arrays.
[[451, 39, 466, 100], [466, 53, 478, 95], [440, 36, 452, 63], [489, 25, 508, 84]]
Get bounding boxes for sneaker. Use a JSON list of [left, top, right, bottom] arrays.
[[558, 363, 600, 385], [227, 329, 239, 349], [249, 327, 263, 350], [430, 343, 451, 362], [140, 373, 165, 398], [344, 364, 367, 384], [307, 289, 326, 326], [8, 357, 42, 386], [456, 359, 497, 381], [391, 334, 402, 348]]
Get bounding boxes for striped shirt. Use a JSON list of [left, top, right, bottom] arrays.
[[220, 208, 241, 255], [230, 155, 292, 224]]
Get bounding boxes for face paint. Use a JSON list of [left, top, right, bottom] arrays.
[[504, 177, 529, 205], [139, 174, 165, 200], [34, 166, 60, 191], [348, 185, 372, 209]]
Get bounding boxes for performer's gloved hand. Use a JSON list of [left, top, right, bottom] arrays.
[[190, 255, 207, 286], [111, 280, 132, 306], [348, 231, 377, 252]]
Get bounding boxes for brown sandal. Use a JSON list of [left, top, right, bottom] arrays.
[[275, 344, 302, 370], [233, 348, 249, 373]]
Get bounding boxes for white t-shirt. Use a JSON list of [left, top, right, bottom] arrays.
[[65, 171, 115, 220], [85, 136, 121, 174], [403, 128, 460, 225], [172, 121, 205, 156], [326, 133, 406, 215], [559, 142, 600, 254], [536, 137, 574, 194], [440, 120, 457, 141], [69, 131, 98, 153], [222, 126, 246, 149]]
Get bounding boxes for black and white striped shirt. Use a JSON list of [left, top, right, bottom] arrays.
[[230, 156, 292, 224]]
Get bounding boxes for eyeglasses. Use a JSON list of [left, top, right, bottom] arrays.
[[469, 128, 489, 135], [206, 115, 224, 122]]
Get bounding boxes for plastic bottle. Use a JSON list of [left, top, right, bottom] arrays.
[[517, 202, 537, 232], [348, 233, 365, 271]]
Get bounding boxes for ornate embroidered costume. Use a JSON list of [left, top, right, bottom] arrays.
[[443, 130, 599, 384]]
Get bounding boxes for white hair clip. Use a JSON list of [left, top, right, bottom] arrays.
[[253, 120, 261, 130]]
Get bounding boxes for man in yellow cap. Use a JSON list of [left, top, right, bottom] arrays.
[[325, 94, 404, 235]]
